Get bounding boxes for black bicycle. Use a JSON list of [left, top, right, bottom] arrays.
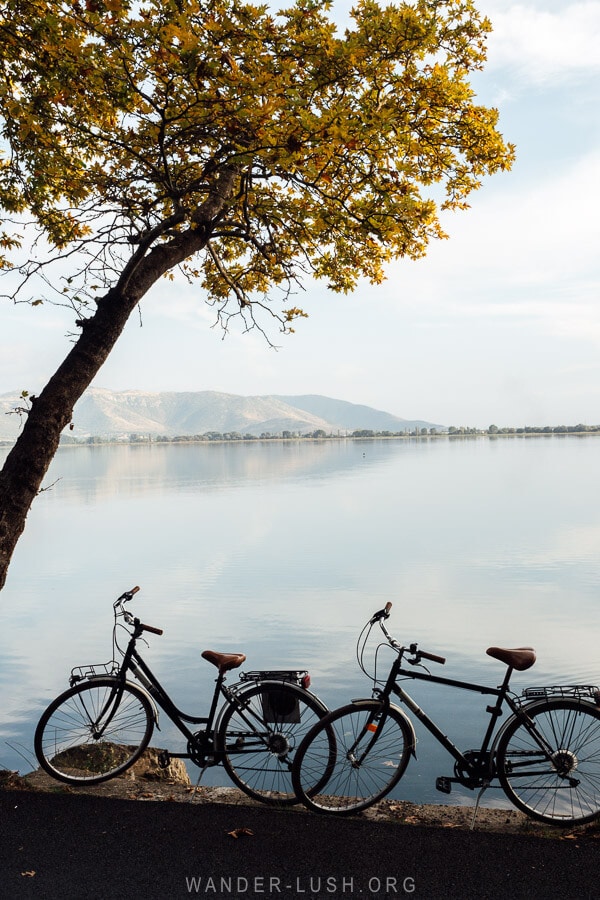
[[34, 586, 329, 805], [292, 603, 600, 825]]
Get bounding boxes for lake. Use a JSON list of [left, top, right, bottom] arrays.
[[1, 435, 599, 808]]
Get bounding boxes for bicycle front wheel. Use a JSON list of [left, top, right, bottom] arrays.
[[219, 681, 330, 805], [497, 699, 600, 826], [292, 700, 413, 815], [34, 678, 155, 785]]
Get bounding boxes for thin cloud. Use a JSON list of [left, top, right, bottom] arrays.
[[432, 150, 600, 286], [485, 1, 600, 82]]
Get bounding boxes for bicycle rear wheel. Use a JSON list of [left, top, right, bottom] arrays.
[[34, 678, 155, 785], [497, 698, 600, 825], [292, 700, 413, 815], [219, 681, 331, 805]]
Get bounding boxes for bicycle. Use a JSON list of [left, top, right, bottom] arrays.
[[34, 586, 330, 805], [292, 602, 600, 825]]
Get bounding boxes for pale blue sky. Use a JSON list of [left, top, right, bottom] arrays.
[[1, 0, 599, 428]]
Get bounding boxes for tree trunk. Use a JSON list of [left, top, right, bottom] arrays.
[[0, 288, 139, 589], [0, 166, 239, 591], [0, 230, 214, 591]]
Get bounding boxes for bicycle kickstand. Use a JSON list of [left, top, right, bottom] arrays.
[[189, 764, 209, 803], [470, 781, 490, 831]]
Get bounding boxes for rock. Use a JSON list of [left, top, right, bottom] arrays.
[[126, 748, 191, 784]]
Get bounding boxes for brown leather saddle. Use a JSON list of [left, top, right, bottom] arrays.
[[486, 646, 536, 671], [201, 650, 246, 674]]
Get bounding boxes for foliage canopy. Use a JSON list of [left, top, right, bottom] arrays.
[[1, 0, 514, 331]]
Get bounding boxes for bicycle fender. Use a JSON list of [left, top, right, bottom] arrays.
[[491, 696, 600, 759], [125, 678, 161, 727], [349, 698, 418, 758]]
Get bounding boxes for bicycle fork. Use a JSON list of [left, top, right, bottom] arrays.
[[80, 683, 124, 740], [347, 709, 386, 768]]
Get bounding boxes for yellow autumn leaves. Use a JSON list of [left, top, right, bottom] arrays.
[[0, 0, 514, 317]]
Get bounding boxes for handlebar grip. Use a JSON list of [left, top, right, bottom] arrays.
[[420, 650, 446, 665], [139, 622, 163, 636], [370, 603, 392, 623], [130, 586, 140, 595]]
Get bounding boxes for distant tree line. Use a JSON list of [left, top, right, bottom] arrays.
[[481, 424, 600, 435], [45, 423, 600, 447]]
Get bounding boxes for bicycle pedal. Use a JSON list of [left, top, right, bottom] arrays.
[[436, 777, 452, 794], [158, 750, 171, 769]]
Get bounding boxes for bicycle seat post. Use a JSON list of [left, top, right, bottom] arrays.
[[486, 665, 513, 717]]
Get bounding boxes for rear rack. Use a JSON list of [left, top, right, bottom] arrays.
[[240, 670, 309, 686], [238, 670, 311, 723], [69, 660, 120, 686], [522, 685, 600, 704]]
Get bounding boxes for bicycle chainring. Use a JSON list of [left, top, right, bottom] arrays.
[[454, 750, 495, 788], [188, 732, 214, 767]]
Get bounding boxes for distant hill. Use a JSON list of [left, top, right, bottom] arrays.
[[273, 395, 438, 433], [0, 389, 445, 441]]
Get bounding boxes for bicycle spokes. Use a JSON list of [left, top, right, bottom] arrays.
[[498, 700, 600, 824]]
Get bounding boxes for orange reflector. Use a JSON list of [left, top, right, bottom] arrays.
[[367, 723, 378, 733]]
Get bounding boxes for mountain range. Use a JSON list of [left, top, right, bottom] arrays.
[[0, 389, 444, 441]]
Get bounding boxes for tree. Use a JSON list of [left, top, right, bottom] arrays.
[[0, 0, 514, 591]]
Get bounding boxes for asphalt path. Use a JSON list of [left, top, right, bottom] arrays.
[[2, 789, 598, 900]]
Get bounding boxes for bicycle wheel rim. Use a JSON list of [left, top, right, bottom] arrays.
[[219, 682, 329, 805], [498, 699, 600, 825], [292, 701, 412, 815], [34, 678, 154, 785]]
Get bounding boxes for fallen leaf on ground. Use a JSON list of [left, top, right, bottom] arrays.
[[227, 827, 254, 839]]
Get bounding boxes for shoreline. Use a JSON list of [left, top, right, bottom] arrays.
[[3, 768, 598, 841]]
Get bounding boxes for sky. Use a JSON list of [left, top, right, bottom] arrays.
[[1, 0, 599, 429]]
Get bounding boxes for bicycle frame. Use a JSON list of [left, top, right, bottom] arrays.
[[36, 586, 332, 809], [88, 625, 254, 767], [291, 608, 600, 825], [377, 651, 526, 788], [90, 620, 313, 771]]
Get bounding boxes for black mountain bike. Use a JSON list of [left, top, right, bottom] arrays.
[[292, 603, 600, 825], [34, 586, 329, 805]]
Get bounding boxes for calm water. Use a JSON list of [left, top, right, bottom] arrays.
[[1, 435, 599, 807]]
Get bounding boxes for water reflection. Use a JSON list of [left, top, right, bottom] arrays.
[[1, 436, 599, 806], [7, 439, 407, 503]]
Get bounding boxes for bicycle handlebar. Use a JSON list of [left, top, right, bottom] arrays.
[[417, 649, 446, 665], [121, 585, 140, 599], [370, 602, 392, 623], [115, 586, 164, 636], [136, 619, 163, 636], [370, 602, 446, 665]]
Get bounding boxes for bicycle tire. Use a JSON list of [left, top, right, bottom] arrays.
[[218, 681, 332, 805], [34, 677, 155, 785], [292, 700, 413, 815], [497, 698, 600, 826]]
